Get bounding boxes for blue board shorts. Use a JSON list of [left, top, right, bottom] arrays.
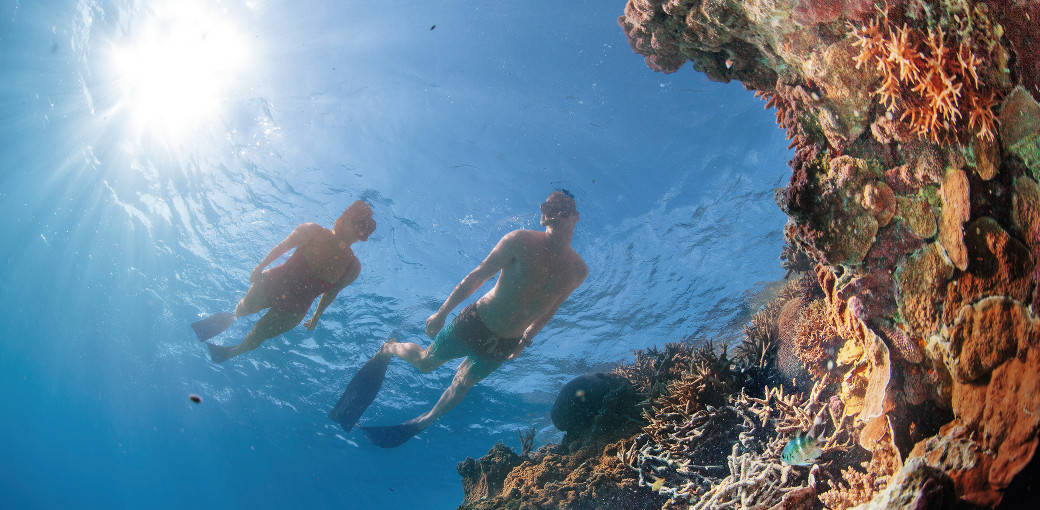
[[427, 304, 520, 383]]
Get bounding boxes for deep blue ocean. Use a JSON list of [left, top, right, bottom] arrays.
[[0, 1, 791, 508]]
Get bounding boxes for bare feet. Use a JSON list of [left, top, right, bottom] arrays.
[[377, 338, 398, 357]]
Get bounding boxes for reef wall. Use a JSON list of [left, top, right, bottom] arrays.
[[457, 1, 1039, 508]]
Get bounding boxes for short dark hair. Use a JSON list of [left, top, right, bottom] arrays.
[[542, 190, 577, 220]]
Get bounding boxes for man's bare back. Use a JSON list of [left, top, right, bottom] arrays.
[[474, 229, 588, 340]]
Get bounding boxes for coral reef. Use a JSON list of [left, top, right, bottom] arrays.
[[614, 0, 1040, 506], [458, 1, 1040, 507]]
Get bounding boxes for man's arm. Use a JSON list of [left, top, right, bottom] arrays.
[[304, 258, 361, 330], [424, 231, 522, 338], [251, 223, 317, 282]]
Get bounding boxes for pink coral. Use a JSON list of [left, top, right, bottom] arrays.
[[794, 0, 874, 26]]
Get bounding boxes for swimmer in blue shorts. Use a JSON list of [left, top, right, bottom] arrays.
[[344, 191, 588, 447]]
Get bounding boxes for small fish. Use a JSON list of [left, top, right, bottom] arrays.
[[189, 394, 202, 404], [650, 476, 665, 491], [725, 58, 733, 69], [430, 24, 436, 31], [781, 432, 821, 466]]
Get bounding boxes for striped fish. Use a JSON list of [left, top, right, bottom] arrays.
[[781, 432, 822, 466]]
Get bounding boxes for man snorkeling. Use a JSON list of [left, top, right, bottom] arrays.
[[330, 190, 587, 447], [192, 200, 377, 363]]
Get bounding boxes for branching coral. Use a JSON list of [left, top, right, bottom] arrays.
[[793, 298, 843, 379], [624, 379, 858, 509], [518, 428, 536, 458], [851, 3, 1003, 144], [739, 303, 782, 370], [613, 342, 693, 400]]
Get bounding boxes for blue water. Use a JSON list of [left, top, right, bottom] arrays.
[[0, 1, 790, 508]]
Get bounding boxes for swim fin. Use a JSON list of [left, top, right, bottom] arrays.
[[359, 420, 423, 448], [192, 312, 236, 342], [207, 343, 235, 364], [328, 351, 392, 432]]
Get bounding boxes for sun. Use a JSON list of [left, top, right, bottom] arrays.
[[108, 1, 250, 142]]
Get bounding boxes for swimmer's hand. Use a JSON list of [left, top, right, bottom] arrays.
[[425, 313, 445, 339], [250, 266, 264, 283], [304, 317, 318, 330], [506, 337, 532, 361]]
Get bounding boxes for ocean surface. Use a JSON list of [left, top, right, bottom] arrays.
[[0, 1, 791, 508]]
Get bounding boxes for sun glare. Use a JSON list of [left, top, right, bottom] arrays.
[[109, 2, 250, 141]]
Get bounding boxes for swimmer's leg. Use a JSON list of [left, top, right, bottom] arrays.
[[209, 308, 305, 363], [382, 318, 466, 374], [234, 281, 269, 317], [380, 339, 450, 373], [192, 280, 269, 343], [361, 358, 481, 448]]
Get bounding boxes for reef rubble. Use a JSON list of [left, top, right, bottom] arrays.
[[457, 1, 1039, 508]]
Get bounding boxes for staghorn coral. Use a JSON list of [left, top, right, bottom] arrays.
[[739, 302, 782, 370], [612, 342, 693, 400], [624, 380, 857, 509], [820, 416, 902, 509], [518, 428, 536, 458]]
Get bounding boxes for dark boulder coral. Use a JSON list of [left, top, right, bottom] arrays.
[[550, 372, 641, 441]]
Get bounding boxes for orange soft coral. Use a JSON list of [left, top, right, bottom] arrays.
[[851, 7, 1000, 144]]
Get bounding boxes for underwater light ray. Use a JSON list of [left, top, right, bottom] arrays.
[[106, 1, 251, 146]]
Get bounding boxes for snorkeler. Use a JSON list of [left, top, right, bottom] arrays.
[[330, 191, 587, 447], [192, 200, 377, 363]]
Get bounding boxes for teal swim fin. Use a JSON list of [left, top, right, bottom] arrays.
[[329, 351, 392, 432], [192, 312, 235, 342], [360, 420, 423, 448]]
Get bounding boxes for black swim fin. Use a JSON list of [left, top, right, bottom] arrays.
[[328, 351, 392, 432], [359, 420, 423, 448], [192, 312, 236, 342]]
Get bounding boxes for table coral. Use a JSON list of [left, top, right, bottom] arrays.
[[940, 217, 1035, 327], [895, 242, 955, 339], [999, 85, 1040, 177]]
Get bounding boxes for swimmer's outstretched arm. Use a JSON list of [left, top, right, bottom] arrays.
[[250, 223, 316, 282], [304, 259, 361, 330]]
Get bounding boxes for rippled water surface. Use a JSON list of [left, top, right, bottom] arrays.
[[0, 1, 791, 507]]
